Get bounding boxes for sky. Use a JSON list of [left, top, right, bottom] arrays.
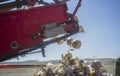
[[3, 0, 120, 62]]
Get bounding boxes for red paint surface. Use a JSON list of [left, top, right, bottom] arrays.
[[0, 3, 73, 58]]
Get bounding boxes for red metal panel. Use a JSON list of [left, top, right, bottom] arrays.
[[0, 4, 69, 57]]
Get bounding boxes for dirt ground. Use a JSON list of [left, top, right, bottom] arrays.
[[104, 64, 116, 75], [0, 67, 40, 76]]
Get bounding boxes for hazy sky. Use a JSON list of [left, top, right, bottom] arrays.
[[4, 0, 120, 62]]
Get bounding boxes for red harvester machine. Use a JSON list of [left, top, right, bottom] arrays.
[[0, 0, 83, 62]]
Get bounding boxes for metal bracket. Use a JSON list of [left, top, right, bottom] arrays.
[[73, 0, 82, 16]]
